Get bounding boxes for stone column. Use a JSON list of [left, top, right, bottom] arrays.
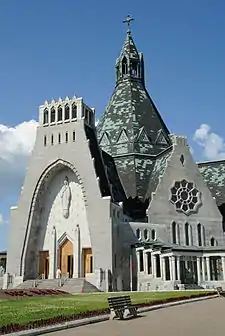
[[49, 227, 56, 279], [73, 225, 81, 278], [221, 257, 225, 281], [160, 256, 166, 280], [206, 257, 211, 281], [197, 257, 201, 283], [169, 257, 172, 280], [202, 257, 206, 282], [144, 251, 148, 274], [172, 256, 176, 280], [136, 251, 140, 273], [177, 256, 181, 281], [76, 98, 84, 119], [62, 104, 65, 122], [152, 255, 157, 278]]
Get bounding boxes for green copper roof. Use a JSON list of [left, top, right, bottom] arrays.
[[198, 160, 225, 206]]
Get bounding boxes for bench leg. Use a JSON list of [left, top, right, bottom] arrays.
[[109, 309, 117, 320], [123, 308, 130, 319], [128, 307, 137, 317]]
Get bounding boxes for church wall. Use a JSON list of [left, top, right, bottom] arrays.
[[7, 118, 113, 282], [148, 136, 224, 247]]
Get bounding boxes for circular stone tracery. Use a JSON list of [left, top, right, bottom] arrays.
[[170, 179, 202, 215]]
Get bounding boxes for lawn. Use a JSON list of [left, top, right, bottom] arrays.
[[0, 291, 211, 327]]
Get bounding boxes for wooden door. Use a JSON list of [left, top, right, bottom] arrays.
[[60, 239, 73, 277], [83, 248, 93, 276], [39, 251, 49, 279]]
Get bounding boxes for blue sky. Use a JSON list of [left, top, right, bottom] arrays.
[[0, 0, 225, 250]]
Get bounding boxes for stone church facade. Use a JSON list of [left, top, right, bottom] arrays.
[[3, 23, 225, 291]]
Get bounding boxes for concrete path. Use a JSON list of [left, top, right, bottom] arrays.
[[45, 297, 225, 336]]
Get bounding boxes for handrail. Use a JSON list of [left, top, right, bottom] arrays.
[[33, 274, 44, 287], [58, 273, 69, 286]]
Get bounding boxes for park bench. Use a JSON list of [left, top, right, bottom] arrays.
[[107, 295, 138, 320], [216, 287, 225, 297]]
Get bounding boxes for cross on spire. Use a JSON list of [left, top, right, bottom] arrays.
[[123, 15, 134, 33]]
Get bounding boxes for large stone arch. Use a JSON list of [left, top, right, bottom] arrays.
[[21, 159, 87, 278]]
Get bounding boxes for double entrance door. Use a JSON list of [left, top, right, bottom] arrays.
[[38, 239, 74, 279]]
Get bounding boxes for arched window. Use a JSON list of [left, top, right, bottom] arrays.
[[197, 223, 202, 246], [58, 106, 62, 122], [65, 104, 70, 120], [122, 56, 128, 75], [43, 109, 49, 124], [190, 225, 193, 245], [51, 134, 54, 145], [185, 223, 189, 246], [116, 66, 120, 79], [50, 107, 56, 123], [202, 226, 206, 246], [151, 229, 156, 241], [172, 221, 177, 244], [210, 237, 216, 246], [131, 60, 138, 77], [65, 132, 68, 143], [136, 228, 141, 240], [58, 133, 61, 144], [143, 229, 148, 240], [72, 103, 77, 119]]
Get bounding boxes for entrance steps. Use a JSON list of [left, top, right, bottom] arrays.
[[184, 283, 204, 290], [16, 278, 100, 293]]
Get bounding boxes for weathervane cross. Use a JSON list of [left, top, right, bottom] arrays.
[[123, 15, 134, 32]]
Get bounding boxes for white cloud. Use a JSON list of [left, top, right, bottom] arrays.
[[193, 124, 225, 160], [0, 120, 38, 199], [95, 119, 99, 126], [0, 213, 7, 226]]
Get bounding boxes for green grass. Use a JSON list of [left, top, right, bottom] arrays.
[[0, 291, 210, 327]]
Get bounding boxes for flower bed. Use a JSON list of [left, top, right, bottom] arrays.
[[3, 289, 69, 298], [0, 291, 216, 335]]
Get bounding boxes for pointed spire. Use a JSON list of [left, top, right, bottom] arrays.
[[115, 16, 144, 86]]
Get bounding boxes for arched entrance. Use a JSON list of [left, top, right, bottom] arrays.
[[60, 239, 74, 278], [21, 159, 87, 279]]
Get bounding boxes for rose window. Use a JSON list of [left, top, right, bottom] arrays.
[[170, 179, 202, 215]]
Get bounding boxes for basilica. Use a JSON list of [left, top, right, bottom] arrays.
[[3, 19, 225, 291]]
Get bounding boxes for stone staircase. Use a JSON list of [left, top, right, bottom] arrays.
[[16, 278, 100, 293], [183, 283, 205, 290]]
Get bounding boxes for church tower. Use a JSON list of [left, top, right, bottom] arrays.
[[97, 16, 171, 218]]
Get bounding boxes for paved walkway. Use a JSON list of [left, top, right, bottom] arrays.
[[46, 298, 225, 336]]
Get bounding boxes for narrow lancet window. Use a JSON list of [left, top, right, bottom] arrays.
[[58, 106, 62, 122], [65, 104, 70, 120], [122, 56, 128, 75], [50, 107, 56, 123], [197, 223, 202, 246], [172, 222, 177, 244], [43, 109, 49, 124], [72, 103, 77, 119]]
